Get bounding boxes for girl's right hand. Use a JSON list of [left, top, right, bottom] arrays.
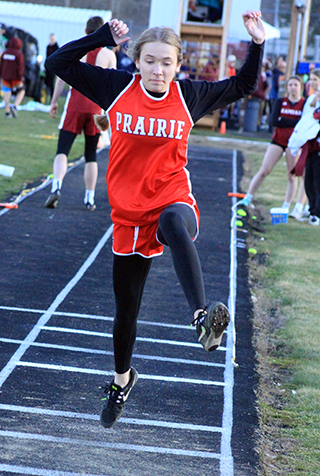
[[109, 19, 130, 46]]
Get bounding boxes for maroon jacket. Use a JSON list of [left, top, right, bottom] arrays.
[[0, 36, 24, 82]]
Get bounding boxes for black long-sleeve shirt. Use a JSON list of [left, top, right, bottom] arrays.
[[46, 22, 264, 124]]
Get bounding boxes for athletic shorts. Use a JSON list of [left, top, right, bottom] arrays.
[[60, 111, 100, 136], [2, 80, 24, 92], [112, 205, 200, 258], [271, 139, 286, 151]]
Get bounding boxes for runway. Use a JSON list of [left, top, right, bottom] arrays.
[[0, 144, 258, 475]]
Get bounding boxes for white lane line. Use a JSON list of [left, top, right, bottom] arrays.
[[206, 136, 269, 147], [0, 404, 222, 433], [16, 362, 226, 386], [0, 465, 106, 476], [0, 305, 193, 330], [219, 149, 238, 475], [0, 155, 86, 218], [40, 325, 226, 351], [0, 226, 113, 389], [0, 430, 221, 459], [0, 337, 225, 368]]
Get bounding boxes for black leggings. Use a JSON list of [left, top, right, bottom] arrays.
[[112, 203, 206, 373], [57, 129, 100, 162], [305, 151, 320, 218]]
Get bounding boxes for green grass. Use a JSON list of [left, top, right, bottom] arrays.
[[241, 151, 320, 475], [0, 97, 84, 202]]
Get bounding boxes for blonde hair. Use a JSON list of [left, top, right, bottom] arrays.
[[94, 114, 109, 132], [128, 26, 183, 64], [95, 27, 183, 131]]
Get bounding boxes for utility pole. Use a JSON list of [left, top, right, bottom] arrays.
[[286, 0, 312, 78], [272, 0, 280, 57]]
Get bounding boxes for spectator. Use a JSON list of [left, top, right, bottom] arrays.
[[0, 35, 25, 118], [288, 70, 320, 222], [238, 64, 268, 132], [200, 54, 219, 81], [303, 94, 320, 225], [113, 43, 135, 73], [268, 55, 286, 132], [223, 54, 237, 118], [187, 0, 223, 23], [198, 0, 223, 23], [45, 33, 59, 100], [240, 76, 306, 211], [45, 16, 117, 211], [225, 54, 236, 78], [0, 23, 8, 56]]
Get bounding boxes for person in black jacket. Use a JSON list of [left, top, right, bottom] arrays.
[[45, 33, 59, 99]]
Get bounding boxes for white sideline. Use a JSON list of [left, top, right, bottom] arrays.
[[219, 149, 238, 476]]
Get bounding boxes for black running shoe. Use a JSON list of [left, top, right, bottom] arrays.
[[85, 202, 96, 211], [192, 302, 230, 352], [45, 190, 61, 208], [100, 367, 138, 428], [10, 106, 18, 118]]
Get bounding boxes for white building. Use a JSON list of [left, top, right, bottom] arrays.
[[0, 1, 112, 65]]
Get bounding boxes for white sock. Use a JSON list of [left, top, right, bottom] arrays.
[[294, 202, 303, 212], [51, 179, 62, 192], [282, 201, 290, 209], [303, 204, 309, 212], [245, 193, 253, 203], [84, 190, 95, 205]]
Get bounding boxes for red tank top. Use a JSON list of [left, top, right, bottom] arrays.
[[106, 75, 197, 226], [66, 48, 102, 114], [272, 97, 305, 147]]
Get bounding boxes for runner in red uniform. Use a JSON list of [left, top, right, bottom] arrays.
[[46, 11, 265, 427], [240, 76, 306, 212], [45, 16, 116, 211]]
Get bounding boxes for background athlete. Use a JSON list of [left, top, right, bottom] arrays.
[[45, 16, 116, 211], [240, 76, 306, 214]]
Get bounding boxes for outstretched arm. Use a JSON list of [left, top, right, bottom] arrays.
[[242, 10, 265, 44], [45, 21, 132, 111]]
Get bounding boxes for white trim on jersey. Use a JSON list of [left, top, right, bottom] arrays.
[[106, 74, 136, 141], [58, 87, 72, 130]]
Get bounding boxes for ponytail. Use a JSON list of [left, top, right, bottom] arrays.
[[94, 114, 109, 131]]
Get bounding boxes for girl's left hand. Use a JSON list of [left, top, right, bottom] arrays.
[[242, 10, 266, 44], [109, 19, 130, 46]]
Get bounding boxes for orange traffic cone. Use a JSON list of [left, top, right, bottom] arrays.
[[219, 121, 226, 134]]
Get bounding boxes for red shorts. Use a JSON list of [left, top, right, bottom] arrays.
[[2, 80, 24, 91], [112, 205, 200, 258], [60, 111, 100, 135]]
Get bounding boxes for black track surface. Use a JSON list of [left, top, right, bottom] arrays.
[[0, 144, 258, 476]]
